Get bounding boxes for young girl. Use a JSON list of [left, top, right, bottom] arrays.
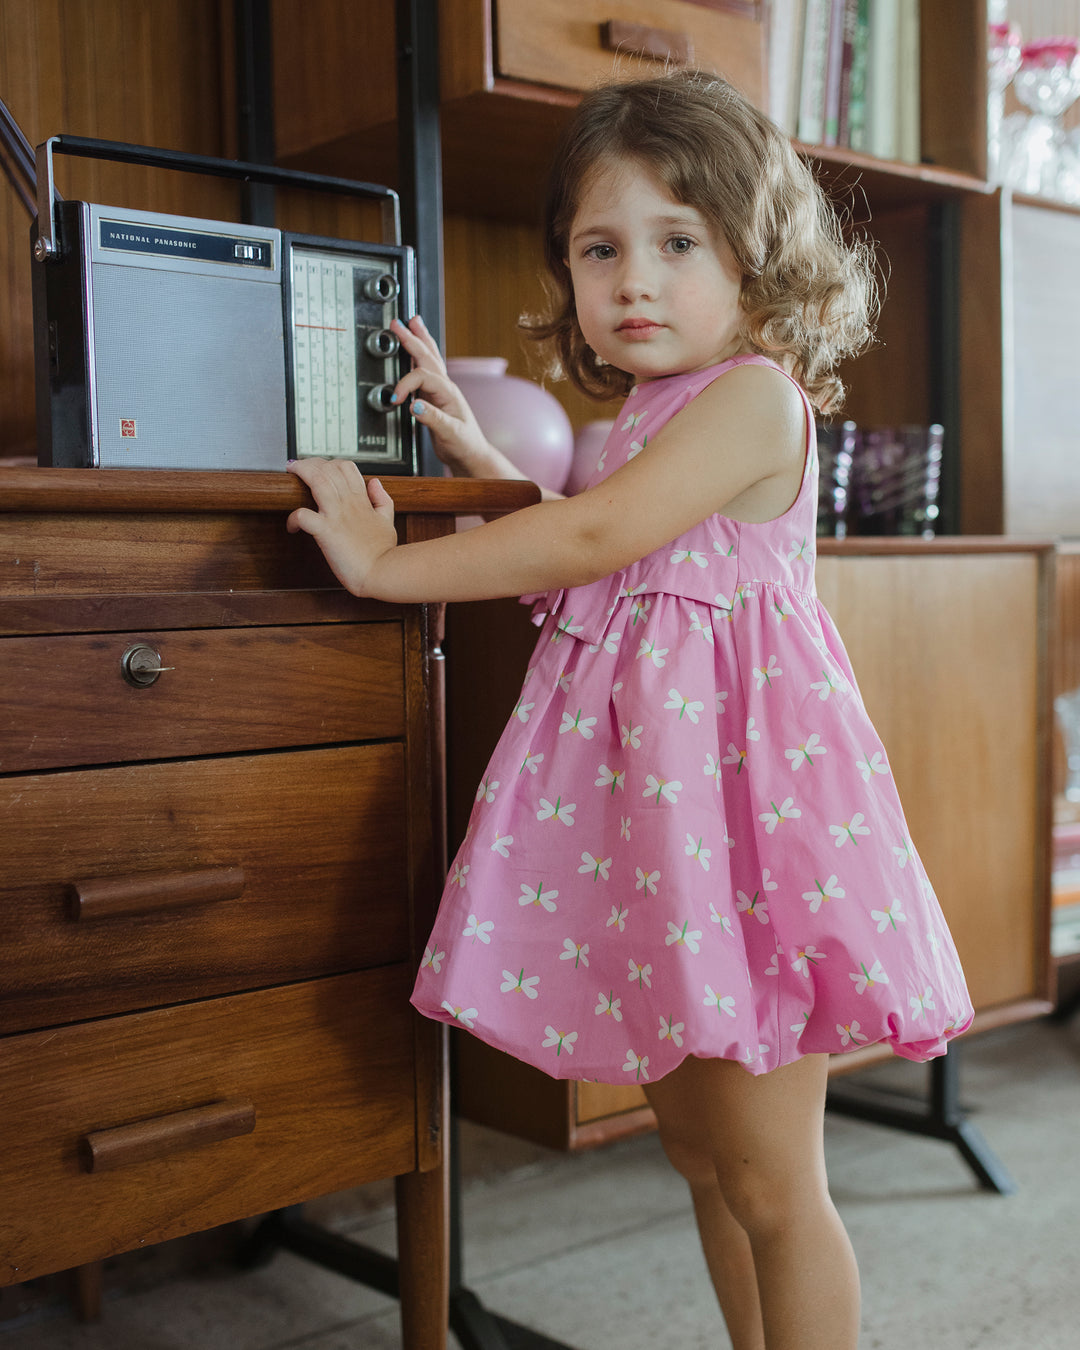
[[287, 69, 973, 1350]]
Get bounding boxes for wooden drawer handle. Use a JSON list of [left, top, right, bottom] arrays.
[[68, 865, 246, 920], [80, 1099, 256, 1173], [600, 19, 694, 65]]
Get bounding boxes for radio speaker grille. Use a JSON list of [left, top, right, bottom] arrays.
[[90, 265, 287, 470]]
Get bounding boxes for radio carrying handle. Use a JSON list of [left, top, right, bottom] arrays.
[[33, 134, 402, 260]]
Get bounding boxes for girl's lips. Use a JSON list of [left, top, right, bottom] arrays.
[[616, 320, 664, 340]]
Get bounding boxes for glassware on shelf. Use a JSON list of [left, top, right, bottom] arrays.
[[814, 423, 943, 540], [1059, 123, 1080, 205], [851, 425, 943, 539], [1001, 37, 1080, 200], [816, 421, 856, 539], [987, 20, 1023, 182]]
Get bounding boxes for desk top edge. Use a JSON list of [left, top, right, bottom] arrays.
[[0, 468, 541, 516]]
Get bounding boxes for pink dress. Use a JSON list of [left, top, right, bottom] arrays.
[[411, 356, 974, 1082]]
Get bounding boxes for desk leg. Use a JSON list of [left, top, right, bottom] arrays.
[[68, 1261, 103, 1322], [397, 1158, 450, 1350], [827, 1045, 1017, 1194]]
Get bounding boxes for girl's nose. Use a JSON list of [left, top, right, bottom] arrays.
[[614, 256, 657, 303]]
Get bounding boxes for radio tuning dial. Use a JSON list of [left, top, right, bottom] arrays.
[[365, 384, 397, 414], [365, 329, 400, 359], [362, 273, 399, 302]]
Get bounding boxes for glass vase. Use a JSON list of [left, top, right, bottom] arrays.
[[987, 20, 1022, 182], [1002, 38, 1080, 199]]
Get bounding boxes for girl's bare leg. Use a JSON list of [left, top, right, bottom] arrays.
[[685, 1179, 766, 1350], [644, 1053, 860, 1350]]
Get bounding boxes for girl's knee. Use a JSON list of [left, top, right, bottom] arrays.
[[657, 1129, 823, 1240], [714, 1158, 829, 1240], [654, 1124, 720, 1190]]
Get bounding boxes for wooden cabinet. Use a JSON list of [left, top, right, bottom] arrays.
[[491, 0, 766, 101], [449, 539, 1054, 1149], [0, 469, 536, 1345]]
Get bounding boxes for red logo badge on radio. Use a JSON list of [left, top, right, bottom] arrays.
[[120, 419, 136, 438]]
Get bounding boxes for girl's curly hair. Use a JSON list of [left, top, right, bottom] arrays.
[[522, 69, 879, 414]]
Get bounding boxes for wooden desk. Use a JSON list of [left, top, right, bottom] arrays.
[[0, 469, 536, 1348]]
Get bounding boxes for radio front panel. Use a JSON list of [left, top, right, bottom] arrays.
[[283, 235, 417, 470]]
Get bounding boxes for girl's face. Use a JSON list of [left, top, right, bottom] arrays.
[[566, 158, 747, 382]]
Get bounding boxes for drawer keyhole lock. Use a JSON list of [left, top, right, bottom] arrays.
[[121, 643, 172, 688]]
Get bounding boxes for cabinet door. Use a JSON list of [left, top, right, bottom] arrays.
[[815, 548, 1052, 1015], [494, 0, 766, 105]]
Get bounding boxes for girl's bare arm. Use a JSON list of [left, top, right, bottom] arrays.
[[286, 361, 805, 604]]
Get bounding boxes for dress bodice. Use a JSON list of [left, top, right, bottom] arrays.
[[530, 355, 819, 646]]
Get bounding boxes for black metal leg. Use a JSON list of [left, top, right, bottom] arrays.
[[826, 1044, 1017, 1195], [446, 1112, 581, 1350], [237, 1204, 400, 1297], [1049, 982, 1080, 1023], [236, 1115, 582, 1350]]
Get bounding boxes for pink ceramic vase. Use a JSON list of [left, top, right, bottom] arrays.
[[446, 357, 574, 494]]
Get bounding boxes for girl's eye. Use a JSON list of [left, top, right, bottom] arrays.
[[584, 243, 616, 261], [667, 236, 696, 255]]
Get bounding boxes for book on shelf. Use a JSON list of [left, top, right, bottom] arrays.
[[771, 0, 918, 165], [796, 0, 832, 145], [865, 0, 899, 160], [821, 0, 847, 147], [767, 0, 806, 137], [839, 0, 869, 151], [895, 0, 921, 164]]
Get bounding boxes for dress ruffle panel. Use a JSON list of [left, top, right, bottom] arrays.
[[412, 584, 972, 1082]]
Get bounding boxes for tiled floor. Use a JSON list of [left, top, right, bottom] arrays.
[[3, 1014, 1079, 1350]]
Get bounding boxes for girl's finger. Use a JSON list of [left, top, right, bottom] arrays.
[[391, 366, 457, 408], [287, 457, 366, 513], [394, 315, 447, 373], [286, 504, 321, 535], [367, 476, 396, 520], [391, 315, 440, 363], [410, 398, 456, 430]]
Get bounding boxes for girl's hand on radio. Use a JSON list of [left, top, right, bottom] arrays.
[[389, 315, 498, 477], [285, 459, 397, 598]]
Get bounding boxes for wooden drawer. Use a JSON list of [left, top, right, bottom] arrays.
[[0, 744, 409, 1033], [0, 967, 418, 1286], [494, 0, 766, 105], [0, 622, 404, 772]]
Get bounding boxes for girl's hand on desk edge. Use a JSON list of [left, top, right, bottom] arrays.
[[286, 459, 397, 597]]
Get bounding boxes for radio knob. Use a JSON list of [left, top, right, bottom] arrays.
[[365, 384, 397, 414], [362, 273, 399, 302], [365, 329, 400, 359]]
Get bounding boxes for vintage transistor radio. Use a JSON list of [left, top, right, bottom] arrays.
[[31, 135, 417, 473]]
